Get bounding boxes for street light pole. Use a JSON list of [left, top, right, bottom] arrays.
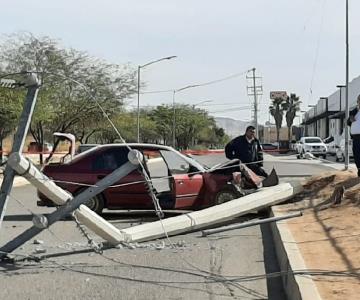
[[344, 0, 350, 170], [136, 56, 177, 142], [172, 84, 201, 148], [192, 100, 213, 109], [172, 90, 176, 148], [137, 65, 141, 142]]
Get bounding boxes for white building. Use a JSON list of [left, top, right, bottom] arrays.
[[302, 75, 360, 144]]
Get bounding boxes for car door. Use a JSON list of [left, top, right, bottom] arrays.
[[90, 147, 152, 209], [160, 149, 204, 209]]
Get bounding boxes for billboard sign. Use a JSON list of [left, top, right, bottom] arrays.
[[270, 91, 287, 100]]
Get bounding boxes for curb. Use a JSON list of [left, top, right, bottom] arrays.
[[270, 207, 322, 300]]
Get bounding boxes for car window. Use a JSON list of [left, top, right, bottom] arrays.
[[160, 149, 190, 174], [92, 148, 129, 171], [304, 138, 322, 143]]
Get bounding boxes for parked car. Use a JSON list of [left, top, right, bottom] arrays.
[[335, 139, 353, 162], [296, 136, 327, 159], [37, 143, 264, 213], [28, 142, 53, 153], [261, 143, 278, 151]]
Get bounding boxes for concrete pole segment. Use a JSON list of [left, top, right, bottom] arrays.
[[7, 152, 126, 244], [1, 150, 141, 255], [121, 182, 302, 243]]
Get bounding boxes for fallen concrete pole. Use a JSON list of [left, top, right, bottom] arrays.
[[1, 152, 140, 255], [201, 211, 302, 236], [121, 182, 303, 243]]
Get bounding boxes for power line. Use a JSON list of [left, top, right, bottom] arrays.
[[141, 69, 251, 95], [209, 106, 252, 113]]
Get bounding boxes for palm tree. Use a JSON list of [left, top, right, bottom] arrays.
[[269, 98, 286, 145], [284, 94, 301, 143]]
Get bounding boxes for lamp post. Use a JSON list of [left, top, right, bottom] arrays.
[[137, 56, 177, 142], [344, 0, 350, 170], [337, 85, 346, 112], [172, 84, 201, 148], [192, 100, 213, 109]]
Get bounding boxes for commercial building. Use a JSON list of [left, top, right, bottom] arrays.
[[302, 75, 360, 143]]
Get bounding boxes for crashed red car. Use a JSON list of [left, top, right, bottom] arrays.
[[37, 144, 266, 214]]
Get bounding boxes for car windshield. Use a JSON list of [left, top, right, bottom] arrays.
[[160, 149, 207, 173], [305, 138, 322, 143]]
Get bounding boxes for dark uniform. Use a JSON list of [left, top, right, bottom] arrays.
[[225, 135, 268, 177], [347, 107, 360, 176]]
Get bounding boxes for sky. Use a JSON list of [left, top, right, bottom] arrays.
[[1, 0, 360, 124]]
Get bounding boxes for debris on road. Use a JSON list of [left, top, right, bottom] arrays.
[[33, 239, 44, 245], [34, 247, 46, 254]]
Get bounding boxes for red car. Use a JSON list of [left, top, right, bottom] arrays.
[[37, 144, 250, 213]]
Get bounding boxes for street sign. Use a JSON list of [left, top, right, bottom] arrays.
[[270, 91, 287, 100]]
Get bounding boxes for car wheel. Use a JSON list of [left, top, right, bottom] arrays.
[[215, 186, 242, 205], [322, 154, 326, 159], [74, 190, 105, 214], [335, 155, 339, 162]]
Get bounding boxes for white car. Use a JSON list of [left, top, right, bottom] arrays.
[[335, 139, 353, 162], [297, 137, 327, 159]]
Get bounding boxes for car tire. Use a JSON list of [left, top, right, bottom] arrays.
[[322, 154, 326, 159], [215, 186, 242, 205], [336, 155, 339, 162], [75, 190, 105, 214]]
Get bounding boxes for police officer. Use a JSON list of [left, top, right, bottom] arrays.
[[225, 125, 268, 177]]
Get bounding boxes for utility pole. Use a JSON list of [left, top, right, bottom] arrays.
[[344, 0, 350, 170], [246, 68, 263, 139]]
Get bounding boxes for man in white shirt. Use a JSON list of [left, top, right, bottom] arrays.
[[347, 94, 360, 176]]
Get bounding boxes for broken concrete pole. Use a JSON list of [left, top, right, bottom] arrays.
[[7, 152, 126, 244], [122, 182, 302, 243]]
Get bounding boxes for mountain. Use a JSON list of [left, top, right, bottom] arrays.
[[215, 117, 251, 138]]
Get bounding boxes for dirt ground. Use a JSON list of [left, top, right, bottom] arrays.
[[276, 170, 360, 300]]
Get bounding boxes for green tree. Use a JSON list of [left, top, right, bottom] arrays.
[[269, 98, 286, 145], [149, 105, 173, 145], [284, 93, 301, 143], [0, 33, 137, 163], [0, 88, 24, 161]]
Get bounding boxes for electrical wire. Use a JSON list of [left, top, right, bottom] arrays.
[[140, 69, 251, 95]]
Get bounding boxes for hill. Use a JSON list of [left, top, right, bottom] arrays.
[[215, 117, 250, 138]]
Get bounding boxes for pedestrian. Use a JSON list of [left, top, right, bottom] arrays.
[[225, 125, 268, 177], [347, 94, 360, 177]]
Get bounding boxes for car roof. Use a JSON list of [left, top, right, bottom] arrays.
[[68, 143, 207, 171], [97, 143, 174, 150]]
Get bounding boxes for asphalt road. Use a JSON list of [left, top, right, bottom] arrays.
[[0, 153, 336, 300]]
